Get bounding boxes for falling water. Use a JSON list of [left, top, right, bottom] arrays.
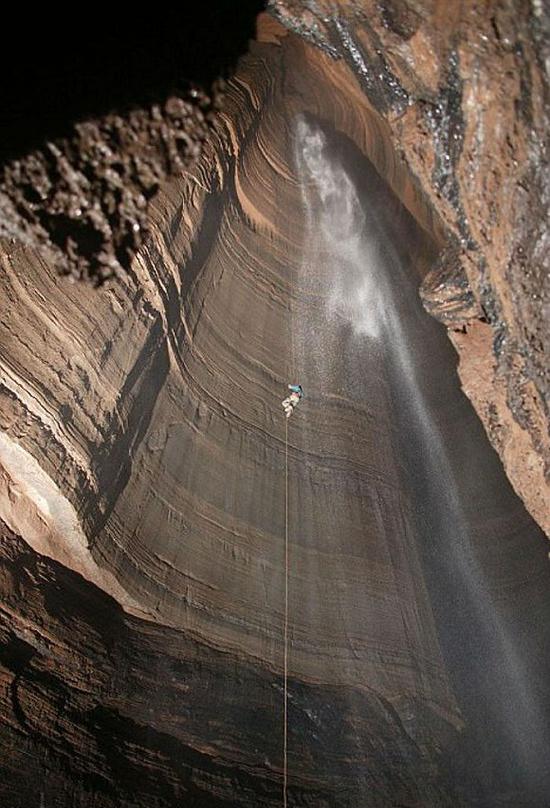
[[292, 116, 550, 803]]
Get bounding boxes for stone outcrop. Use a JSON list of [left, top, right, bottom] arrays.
[[0, 92, 215, 283], [1, 4, 549, 807], [0, 7, 262, 284]]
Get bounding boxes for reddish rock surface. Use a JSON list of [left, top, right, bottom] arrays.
[[270, 0, 550, 536], [0, 3, 549, 807]]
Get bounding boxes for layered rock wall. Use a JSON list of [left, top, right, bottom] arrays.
[[1, 8, 549, 807], [271, 0, 550, 536]]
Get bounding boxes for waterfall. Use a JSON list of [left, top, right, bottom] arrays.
[[293, 115, 550, 801]]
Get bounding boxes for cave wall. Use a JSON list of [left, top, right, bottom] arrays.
[[2, 2, 548, 533], [0, 19, 472, 808], [270, 0, 550, 536], [1, 22, 461, 710], [0, 5, 549, 808]]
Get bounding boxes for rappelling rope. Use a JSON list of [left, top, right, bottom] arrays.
[[283, 415, 289, 808]]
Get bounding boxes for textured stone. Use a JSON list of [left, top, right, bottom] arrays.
[[269, 0, 550, 537], [0, 4, 550, 807], [0, 94, 215, 283], [0, 7, 263, 284], [0, 522, 466, 807]]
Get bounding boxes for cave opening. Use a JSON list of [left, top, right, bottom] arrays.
[[1, 7, 549, 808]]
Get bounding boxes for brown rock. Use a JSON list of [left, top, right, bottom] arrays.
[[269, 0, 550, 538], [1, 3, 550, 806]]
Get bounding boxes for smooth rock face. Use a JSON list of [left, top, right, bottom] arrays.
[[1, 19, 457, 703], [1, 7, 550, 808], [270, 0, 550, 537]]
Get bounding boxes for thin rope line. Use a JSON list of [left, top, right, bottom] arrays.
[[283, 415, 289, 808]]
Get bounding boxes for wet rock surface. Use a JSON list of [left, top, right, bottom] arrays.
[[1, 3, 550, 807], [269, 0, 550, 536]]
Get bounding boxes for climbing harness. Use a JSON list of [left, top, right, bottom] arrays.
[[282, 384, 303, 419]]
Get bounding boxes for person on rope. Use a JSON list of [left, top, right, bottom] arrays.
[[282, 384, 303, 418]]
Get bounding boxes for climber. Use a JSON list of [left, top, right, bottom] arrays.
[[282, 384, 303, 418]]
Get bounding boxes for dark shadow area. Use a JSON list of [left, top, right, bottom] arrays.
[[0, 3, 265, 164], [2, 523, 439, 807], [82, 313, 171, 541]]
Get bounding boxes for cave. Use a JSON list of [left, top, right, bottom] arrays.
[[1, 4, 549, 808]]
